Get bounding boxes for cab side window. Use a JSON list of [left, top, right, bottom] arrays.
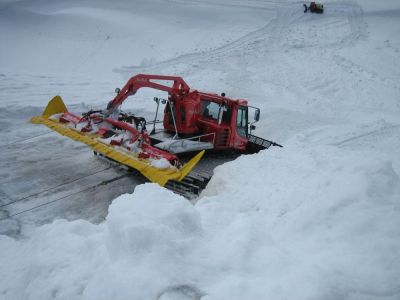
[[200, 100, 219, 120]]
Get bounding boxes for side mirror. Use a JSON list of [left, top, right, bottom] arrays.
[[254, 108, 260, 122], [115, 88, 120, 94], [250, 125, 256, 131]]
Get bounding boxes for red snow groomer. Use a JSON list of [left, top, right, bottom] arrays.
[[31, 74, 281, 195], [304, 2, 324, 13]]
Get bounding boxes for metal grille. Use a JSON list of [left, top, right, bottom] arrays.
[[248, 134, 273, 149], [216, 129, 230, 146]]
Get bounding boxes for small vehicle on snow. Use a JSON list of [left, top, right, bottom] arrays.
[[304, 2, 324, 14]]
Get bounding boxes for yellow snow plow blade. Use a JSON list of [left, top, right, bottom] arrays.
[[41, 95, 68, 117], [31, 96, 205, 187]]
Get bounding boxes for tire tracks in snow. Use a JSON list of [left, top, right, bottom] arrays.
[[115, 2, 366, 75], [114, 1, 368, 118], [333, 54, 400, 92], [271, 2, 370, 115], [114, 2, 290, 77]]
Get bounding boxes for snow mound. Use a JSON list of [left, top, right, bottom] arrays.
[[197, 142, 400, 299], [1, 145, 400, 299], [0, 219, 105, 299], [0, 184, 202, 300], [105, 183, 201, 261]]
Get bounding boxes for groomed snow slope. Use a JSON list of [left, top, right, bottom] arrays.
[[1, 0, 400, 299]]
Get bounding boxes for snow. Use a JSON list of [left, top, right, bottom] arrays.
[[150, 157, 172, 169], [1, 0, 400, 299]]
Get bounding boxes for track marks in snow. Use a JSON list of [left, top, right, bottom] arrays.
[[116, 2, 366, 76], [296, 120, 400, 155], [285, 4, 364, 50], [0, 73, 116, 110], [333, 54, 400, 92], [114, 3, 282, 76], [114, 1, 371, 127], [332, 124, 400, 148], [157, 284, 204, 300]]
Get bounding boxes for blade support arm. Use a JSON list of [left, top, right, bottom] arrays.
[[108, 74, 191, 109]]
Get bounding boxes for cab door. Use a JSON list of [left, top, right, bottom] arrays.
[[197, 99, 232, 149], [236, 106, 248, 138], [231, 106, 248, 150]]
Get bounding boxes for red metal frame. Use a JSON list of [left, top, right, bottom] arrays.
[[109, 74, 190, 108], [58, 110, 179, 164], [107, 74, 253, 152]]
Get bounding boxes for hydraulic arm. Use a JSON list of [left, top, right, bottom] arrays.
[[107, 74, 191, 110]]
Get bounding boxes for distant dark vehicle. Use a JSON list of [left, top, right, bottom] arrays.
[[304, 2, 324, 13]]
